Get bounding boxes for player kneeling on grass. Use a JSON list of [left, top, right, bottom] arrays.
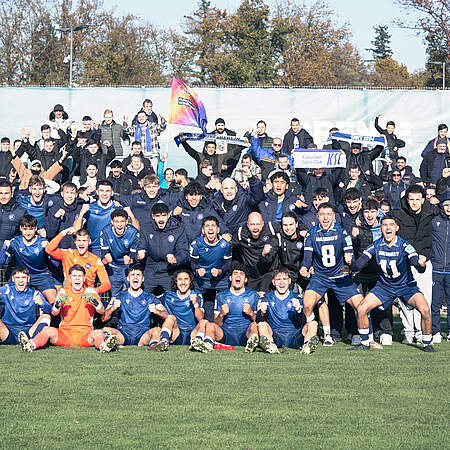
[[348, 214, 436, 352], [18, 264, 117, 353], [212, 263, 259, 351], [152, 270, 211, 352], [0, 267, 52, 346], [101, 265, 169, 347], [257, 269, 319, 355]]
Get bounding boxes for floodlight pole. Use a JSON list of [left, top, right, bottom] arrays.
[[430, 61, 449, 89], [69, 27, 73, 88]]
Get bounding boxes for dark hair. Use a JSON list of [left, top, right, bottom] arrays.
[[11, 266, 30, 277], [175, 168, 188, 178], [256, 120, 266, 127], [281, 211, 298, 222], [291, 118, 299, 124], [86, 162, 98, 169], [362, 199, 379, 211], [0, 180, 12, 190], [396, 156, 406, 163], [152, 202, 169, 215], [75, 229, 90, 238], [312, 187, 329, 198], [97, 180, 113, 189], [381, 213, 398, 225], [130, 154, 142, 161], [242, 153, 252, 161], [184, 182, 203, 197], [69, 264, 86, 275], [20, 214, 37, 228], [386, 121, 395, 127], [111, 208, 128, 220], [272, 268, 291, 278], [406, 184, 425, 198], [317, 202, 335, 212], [329, 127, 339, 133], [143, 98, 152, 106], [276, 153, 289, 161], [110, 160, 123, 169], [349, 164, 360, 171], [131, 141, 142, 148], [40, 124, 50, 132], [204, 141, 216, 147], [82, 115, 92, 122], [76, 131, 88, 140], [230, 262, 248, 279], [1, 137, 10, 144], [202, 216, 219, 228], [171, 269, 194, 291], [344, 188, 361, 202], [438, 123, 448, 131], [127, 263, 144, 276], [270, 171, 290, 185], [86, 139, 98, 147], [380, 199, 391, 210], [373, 190, 385, 202], [61, 182, 77, 192]]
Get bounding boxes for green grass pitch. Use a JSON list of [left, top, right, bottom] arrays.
[[1, 340, 449, 449]]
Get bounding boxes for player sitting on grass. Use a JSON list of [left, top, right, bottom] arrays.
[[46, 227, 111, 293], [213, 263, 260, 350], [153, 270, 209, 352], [0, 214, 58, 304], [257, 268, 319, 354], [348, 215, 436, 352], [101, 264, 169, 347], [18, 264, 117, 352], [0, 266, 52, 346]]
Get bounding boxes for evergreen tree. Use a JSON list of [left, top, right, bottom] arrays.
[[368, 25, 393, 60]]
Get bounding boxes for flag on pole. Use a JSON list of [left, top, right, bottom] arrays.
[[169, 77, 207, 135]]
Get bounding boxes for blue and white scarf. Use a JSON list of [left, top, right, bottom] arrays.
[[327, 132, 389, 157], [135, 123, 152, 156]]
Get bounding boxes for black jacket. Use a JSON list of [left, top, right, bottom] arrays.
[[281, 128, 314, 154], [431, 209, 450, 272], [45, 200, 82, 248], [107, 172, 136, 195], [0, 199, 26, 246], [419, 149, 450, 186], [296, 169, 342, 205], [392, 196, 437, 259], [374, 117, 405, 160], [73, 145, 115, 184]]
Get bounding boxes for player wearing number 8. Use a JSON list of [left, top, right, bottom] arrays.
[[300, 203, 365, 344], [349, 214, 435, 352]]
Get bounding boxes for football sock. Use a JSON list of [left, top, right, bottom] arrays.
[[422, 334, 432, 346], [204, 336, 214, 346], [358, 328, 370, 347], [94, 334, 105, 349], [33, 317, 51, 337], [160, 327, 171, 341], [368, 315, 374, 341], [33, 331, 49, 349], [195, 331, 205, 340], [323, 325, 331, 336]]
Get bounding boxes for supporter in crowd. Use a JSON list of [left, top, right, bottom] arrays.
[[2, 100, 445, 355]]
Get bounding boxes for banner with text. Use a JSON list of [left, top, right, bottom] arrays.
[[293, 148, 346, 168]]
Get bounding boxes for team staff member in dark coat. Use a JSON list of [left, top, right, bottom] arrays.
[[179, 133, 245, 177], [137, 203, 189, 294], [258, 171, 304, 224], [211, 170, 264, 234], [232, 212, 279, 293], [393, 184, 436, 344], [281, 118, 314, 154], [118, 174, 182, 233], [419, 138, 450, 186], [72, 139, 115, 184], [172, 182, 227, 244], [0, 180, 26, 247], [430, 192, 450, 343], [45, 182, 82, 248], [107, 160, 136, 195]]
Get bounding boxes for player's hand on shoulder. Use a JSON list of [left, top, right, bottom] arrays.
[[167, 254, 177, 264], [351, 227, 359, 237], [344, 253, 353, 265], [221, 233, 232, 242]]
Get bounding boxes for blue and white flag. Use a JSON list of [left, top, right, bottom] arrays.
[[293, 148, 346, 169], [174, 132, 250, 148], [327, 131, 389, 157]]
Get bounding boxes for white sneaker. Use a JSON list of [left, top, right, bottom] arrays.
[[432, 333, 442, 344], [323, 334, 335, 346], [351, 335, 361, 346], [402, 335, 414, 345], [447, 333, 450, 342], [380, 334, 393, 346]]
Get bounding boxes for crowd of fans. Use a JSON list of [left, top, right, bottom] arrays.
[[0, 98, 448, 355]]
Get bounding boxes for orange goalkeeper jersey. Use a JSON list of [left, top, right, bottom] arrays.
[[58, 286, 100, 330], [46, 233, 111, 293]]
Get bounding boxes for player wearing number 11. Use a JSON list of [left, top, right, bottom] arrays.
[[349, 215, 435, 352], [300, 203, 364, 340]]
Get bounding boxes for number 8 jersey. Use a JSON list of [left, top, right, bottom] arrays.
[[303, 222, 353, 279]]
